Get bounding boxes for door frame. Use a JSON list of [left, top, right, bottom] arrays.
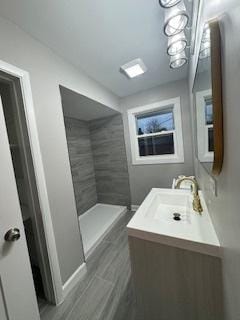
[[0, 59, 64, 304]]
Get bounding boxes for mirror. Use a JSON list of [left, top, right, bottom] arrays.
[[193, 19, 223, 176]]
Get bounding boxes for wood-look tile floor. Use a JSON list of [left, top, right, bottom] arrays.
[[40, 211, 136, 320]]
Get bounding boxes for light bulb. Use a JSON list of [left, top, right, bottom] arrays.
[[159, 0, 181, 8], [202, 24, 211, 43], [167, 32, 187, 56], [170, 51, 187, 69], [164, 2, 189, 37]]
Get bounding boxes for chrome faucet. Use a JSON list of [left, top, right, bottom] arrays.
[[176, 177, 203, 214]]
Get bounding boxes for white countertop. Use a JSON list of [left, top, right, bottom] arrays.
[[127, 188, 221, 257]]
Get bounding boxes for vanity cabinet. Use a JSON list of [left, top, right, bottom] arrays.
[[128, 236, 223, 320]]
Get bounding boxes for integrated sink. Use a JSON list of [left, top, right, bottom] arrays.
[[144, 190, 191, 224], [127, 188, 220, 257]]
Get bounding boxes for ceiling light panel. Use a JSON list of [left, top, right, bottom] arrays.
[[120, 59, 147, 79]]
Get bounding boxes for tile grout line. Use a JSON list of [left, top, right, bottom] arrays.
[[94, 275, 114, 288]]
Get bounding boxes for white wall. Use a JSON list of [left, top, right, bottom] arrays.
[[0, 16, 119, 284], [189, 1, 240, 318], [120, 79, 194, 205]]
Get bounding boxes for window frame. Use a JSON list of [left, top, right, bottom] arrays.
[[127, 97, 184, 165], [195, 89, 214, 162]]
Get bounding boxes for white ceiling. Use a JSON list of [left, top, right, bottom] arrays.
[[60, 86, 119, 121], [0, 0, 192, 97]]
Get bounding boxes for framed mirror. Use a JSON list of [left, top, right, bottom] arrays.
[[193, 19, 223, 176]]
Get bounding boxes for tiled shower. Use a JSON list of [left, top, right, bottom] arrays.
[[62, 92, 131, 256]]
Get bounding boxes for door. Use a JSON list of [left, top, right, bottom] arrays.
[[0, 95, 40, 320]]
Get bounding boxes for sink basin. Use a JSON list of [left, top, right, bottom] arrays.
[[145, 191, 191, 224], [127, 188, 220, 257]]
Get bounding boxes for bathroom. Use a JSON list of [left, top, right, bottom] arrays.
[[0, 0, 239, 319]]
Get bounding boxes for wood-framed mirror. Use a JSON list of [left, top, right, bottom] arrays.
[[193, 19, 224, 176]]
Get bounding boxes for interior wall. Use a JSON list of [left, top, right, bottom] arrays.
[[90, 114, 131, 207], [189, 1, 240, 319], [64, 117, 97, 216], [0, 16, 120, 284], [120, 79, 194, 205]]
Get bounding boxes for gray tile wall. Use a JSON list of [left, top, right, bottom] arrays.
[[89, 114, 131, 208], [64, 117, 97, 216]]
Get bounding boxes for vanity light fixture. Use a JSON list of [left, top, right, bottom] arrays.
[[159, 0, 181, 9], [170, 51, 187, 69], [167, 31, 187, 56], [163, 1, 189, 37], [202, 24, 210, 43], [159, 0, 190, 69], [120, 58, 147, 79], [199, 24, 211, 60], [199, 42, 211, 60]]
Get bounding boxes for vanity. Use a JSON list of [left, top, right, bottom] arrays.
[[127, 188, 223, 320]]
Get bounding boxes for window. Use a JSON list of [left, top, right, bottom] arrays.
[[205, 98, 214, 152], [128, 97, 184, 165], [196, 89, 214, 162]]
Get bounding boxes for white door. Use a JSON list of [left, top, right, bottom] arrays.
[[0, 96, 40, 320]]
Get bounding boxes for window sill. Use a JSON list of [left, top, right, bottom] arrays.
[[198, 153, 214, 163], [132, 155, 184, 165]]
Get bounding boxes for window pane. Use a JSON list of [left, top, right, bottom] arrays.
[[205, 98, 213, 125], [138, 133, 174, 156], [136, 108, 174, 135], [208, 127, 214, 152]]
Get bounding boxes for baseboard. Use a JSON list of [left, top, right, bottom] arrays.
[[62, 262, 87, 299], [131, 205, 139, 212]]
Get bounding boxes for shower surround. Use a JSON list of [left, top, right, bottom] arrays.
[[90, 115, 131, 207], [64, 117, 97, 215], [64, 113, 131, 256], [64, 114, 131, 216]]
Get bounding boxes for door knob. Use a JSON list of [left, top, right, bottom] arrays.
[[4, 228, 21, 242]]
